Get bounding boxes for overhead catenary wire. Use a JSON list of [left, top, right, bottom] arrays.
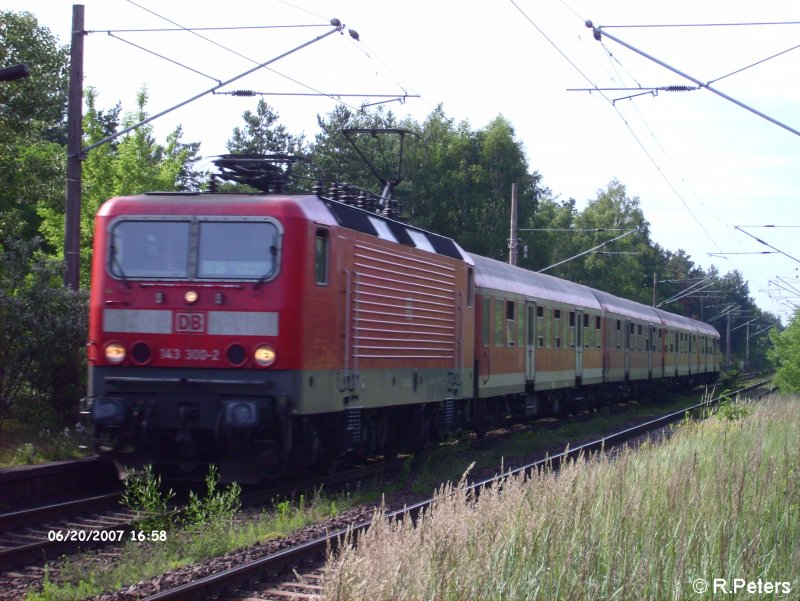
[[600, 20, 800, 29], [105, 31, 222, 84], [81, 21, 346, 154], [510, 0, 727, 256], [122, 0, 364, 112], [587, 22, 800, 138], [538, 229, 637, 273], [706, 41, 800, 85], [734, 226, 800, 265], [89, 24, 330, 33]]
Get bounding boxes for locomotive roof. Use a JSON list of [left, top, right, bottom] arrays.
[[98, 191, 473, 263], [469, 253, 603, 310]]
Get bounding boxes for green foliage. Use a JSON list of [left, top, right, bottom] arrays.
[[0, 236, 87, 424], [716, 397, 752, 422], [121, 464, 176, 531], [769, 309, 800, 391], [37, 87, 203, 287], [13, 442, 38, 464], [0, 11, 68, 131], [0, 10, 69, 242], [183, 464, 241, 527], [227, 98, 304, 156]]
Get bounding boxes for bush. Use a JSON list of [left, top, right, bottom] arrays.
[[183, 464, 241, 527], [0, 236, 87, 426], [770, 310, 800, 392]]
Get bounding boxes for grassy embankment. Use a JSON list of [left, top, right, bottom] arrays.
[[325, 394, 800, 600]]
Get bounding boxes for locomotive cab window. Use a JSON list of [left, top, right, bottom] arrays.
[[198, 221, 279, 279], [109, 220, 190, 279], [108, 217, 281, 281], [315, 229, 329, 285]]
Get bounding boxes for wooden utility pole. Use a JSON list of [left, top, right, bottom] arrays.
[[509, 183, 518, 266], [652, 272, 656, 307], [64, 4, 85, 290]]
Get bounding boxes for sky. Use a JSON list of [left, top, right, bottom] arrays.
[[7, 0, 800, 324]]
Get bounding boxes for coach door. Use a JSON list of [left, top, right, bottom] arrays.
[[624, 319, 632, 377], [648, 325, 655, 377], [525, 301, 536, 382], [575, 309, 584, 381]]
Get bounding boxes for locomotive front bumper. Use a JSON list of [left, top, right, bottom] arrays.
[[87, 366, 295, 459]]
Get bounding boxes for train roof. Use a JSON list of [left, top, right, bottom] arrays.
[[98, 191, 473, 263], [470, 253, 603, 310], [469, 253, 719, 337], [589, 288, 662, 324], [653, 307, 719, 336]]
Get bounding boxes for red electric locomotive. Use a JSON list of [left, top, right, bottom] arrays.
[[87, 158, 476, 479], [87, 155, 719, 480]]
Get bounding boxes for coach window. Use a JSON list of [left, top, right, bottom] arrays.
[[467, 268, 474, 307], [495, 299, 506, 347], [505, 301, 516, 346], [554, 308, 562, 349], [616, 319, 622, 350], [314, 229, 329, 285], [536, 306, 545, 348], [482, 297, 491, 347], [583, 313, 590, 348], [569, 311, 576, 348]]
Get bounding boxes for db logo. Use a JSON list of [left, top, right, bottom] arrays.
[[175, 312, 205, 333]]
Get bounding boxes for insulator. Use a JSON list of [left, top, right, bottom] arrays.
[[328, 182, 339, 200], [230, 90, 257, 96], [312, 180, 324, 196], [663, 85, 694, 92]]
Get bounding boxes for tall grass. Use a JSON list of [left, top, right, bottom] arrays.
[[325, 395, 800, 600]]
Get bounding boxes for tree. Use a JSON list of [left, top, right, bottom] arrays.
[[0, 237, 87, 425], [769, 310, 800, 391], [227, 98, 304, 156], [532, 179, 653, 302], [37, 87, 203, 286], [0, 10, 69, 242]]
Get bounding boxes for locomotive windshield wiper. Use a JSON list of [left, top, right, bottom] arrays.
[[253, 244, 278, 290], [109, 244, 131, 288]]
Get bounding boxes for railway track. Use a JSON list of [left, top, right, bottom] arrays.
[[0, 457, 402, 576], [104, 379, 775, 601], [4, 377, 772, 599], [0, 456, 119, 513], [0, 492, 131, 571]]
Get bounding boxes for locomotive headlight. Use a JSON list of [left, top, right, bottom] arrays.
[[225, 401, 258, 427], [93, 397, 126, 425], [104, 341, 126, 364], [253, 344, 277, 367], [184, 290, 199, 304]]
